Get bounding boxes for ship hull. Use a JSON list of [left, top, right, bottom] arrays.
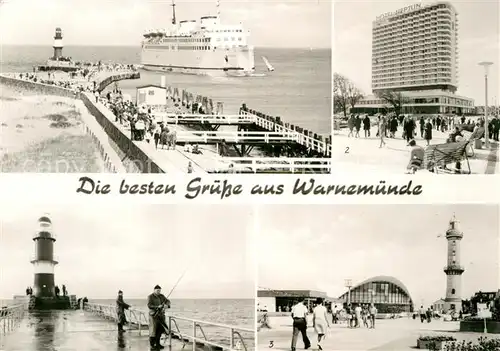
[[141, 45, 255, 77]]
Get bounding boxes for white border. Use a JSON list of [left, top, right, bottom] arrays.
[[0, 174, 498, 205]]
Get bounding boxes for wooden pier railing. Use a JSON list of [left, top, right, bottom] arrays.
[[84, 303, 254, 351], [213, 157, 332, 174]]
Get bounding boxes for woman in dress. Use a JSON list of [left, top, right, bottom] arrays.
[[312, 298, 330, 350]]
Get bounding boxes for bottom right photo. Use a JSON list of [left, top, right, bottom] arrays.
[[256, 205, 500, 351]]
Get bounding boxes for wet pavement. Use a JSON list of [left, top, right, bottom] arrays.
[[0, 310, 164, 351], [258, 316, 500, 350]]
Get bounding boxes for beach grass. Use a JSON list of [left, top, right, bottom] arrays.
[[1, 133, 103, 172]]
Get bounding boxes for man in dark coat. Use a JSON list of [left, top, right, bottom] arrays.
[[363, 116, 371, 138], [148, 285, 171, 350], [116, 290, 130, 332]]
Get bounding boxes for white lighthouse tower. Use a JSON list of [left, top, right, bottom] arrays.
[[443, 214, 465, 313], [31, 215, 58, 298], [53, 27, 63, 60]]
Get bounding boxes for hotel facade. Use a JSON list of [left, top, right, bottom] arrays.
[[351, 1, 475, 115]]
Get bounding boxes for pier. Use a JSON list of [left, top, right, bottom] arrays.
[[0, 304, 254, 351], [1, 68, 332, 173]]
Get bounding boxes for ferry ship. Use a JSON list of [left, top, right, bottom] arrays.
[[140, 0, 255, 77]]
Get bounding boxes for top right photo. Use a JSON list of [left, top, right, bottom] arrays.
[[333, 0, 499, 175]]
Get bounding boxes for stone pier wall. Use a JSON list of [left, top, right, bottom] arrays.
[[80, 93, 164, 173]]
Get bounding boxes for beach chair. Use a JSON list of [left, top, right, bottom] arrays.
[[422, 140, 472, 174]]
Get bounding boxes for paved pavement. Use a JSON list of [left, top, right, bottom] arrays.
[[0, 310, 189, 351], [258, 316, 500, 351], [332, 124, 499, 174]]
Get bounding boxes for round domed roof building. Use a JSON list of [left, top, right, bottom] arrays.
[[338, 275, 414, 313]]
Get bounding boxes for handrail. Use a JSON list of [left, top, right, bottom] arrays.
[[175, 131, 298, 144], [0, 304, 27, 336], [239, 110, 332, 157], [215, 157, 332, 173], [84, 302, 253, 351]]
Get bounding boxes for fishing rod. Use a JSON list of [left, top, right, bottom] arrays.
[[152, 267, 189, 318], [165, 267, 189, 299]]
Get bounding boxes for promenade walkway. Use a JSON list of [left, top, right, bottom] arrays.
[[258, 316, 499, 351], [333, 123, 499, 174]]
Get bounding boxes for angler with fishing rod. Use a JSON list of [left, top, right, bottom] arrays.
[[147, 269, 188, 350], [147, 285, 171, 350]]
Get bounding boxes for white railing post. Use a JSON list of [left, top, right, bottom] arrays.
[[230, 327, 234, 349], [168, 316, 172, 350], [192, 321, 197, 351]]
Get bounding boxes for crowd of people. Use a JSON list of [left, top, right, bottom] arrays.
[[346, 113, 500, 147], [101, 90, 180, 150], [12, 60, 138, 94], [344, 112, 500, 174], [25, 284, 68, 297], [16, 71, 95, 92]]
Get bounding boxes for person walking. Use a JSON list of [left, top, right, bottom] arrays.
[[312, 298, 330, 350], [363, 116, 371, 138], [369, 304, 377, 329], [116, 290, 130, 332], [347, 115, 355, 138], [424, 119, 433, 146], [379, 116, 387, 148], [331, 305, 338, 324], [354, 304, 362, 328], [354, 115, 361, 138], [290, 299, 311, 351], [419, 305, 426, 323], [419, 116, 425, 138]]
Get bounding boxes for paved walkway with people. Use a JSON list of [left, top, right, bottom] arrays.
[[0, 310, 189, 351], [258, 316, 499, 350], [332, 121, 499, 174]]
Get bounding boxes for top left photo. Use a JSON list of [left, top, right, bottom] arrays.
[[0, 0, 332, 174]]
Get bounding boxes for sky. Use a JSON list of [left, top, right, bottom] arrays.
[[258, 205, 499, 307], [334, 0, 500, 105], [0, 0, 331, 48], [0, 205, 255, 300]]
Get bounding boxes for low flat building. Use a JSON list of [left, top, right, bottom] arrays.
[[350, 90, 475, 115], [257, 289, 339, 313], [136, 84, 167, 108]]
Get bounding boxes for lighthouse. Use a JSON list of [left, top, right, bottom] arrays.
[[31, 215, 58, 298], [443, 214, 465, 313], [53, 27, 63, 60]]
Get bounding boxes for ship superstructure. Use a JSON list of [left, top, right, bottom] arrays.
[[141, 0, 255, 76]]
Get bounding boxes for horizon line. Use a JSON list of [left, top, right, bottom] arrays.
[[1, 296, 255, 300], [0, 43, 332, 50]]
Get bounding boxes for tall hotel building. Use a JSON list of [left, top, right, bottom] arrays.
[[352, 2, 474, 115]]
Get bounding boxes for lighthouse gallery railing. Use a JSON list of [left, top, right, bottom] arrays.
[[84, 302, 253, 351], [0, 304, 26, 336]]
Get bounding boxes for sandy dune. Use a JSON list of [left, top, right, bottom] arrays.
[[0, 84, 104, 172]]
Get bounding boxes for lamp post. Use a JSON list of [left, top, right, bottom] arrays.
[[478, 62, 493, 148], [345, 279, 353, 305]]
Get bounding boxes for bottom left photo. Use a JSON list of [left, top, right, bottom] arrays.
[[0, 205, 256, 351]]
